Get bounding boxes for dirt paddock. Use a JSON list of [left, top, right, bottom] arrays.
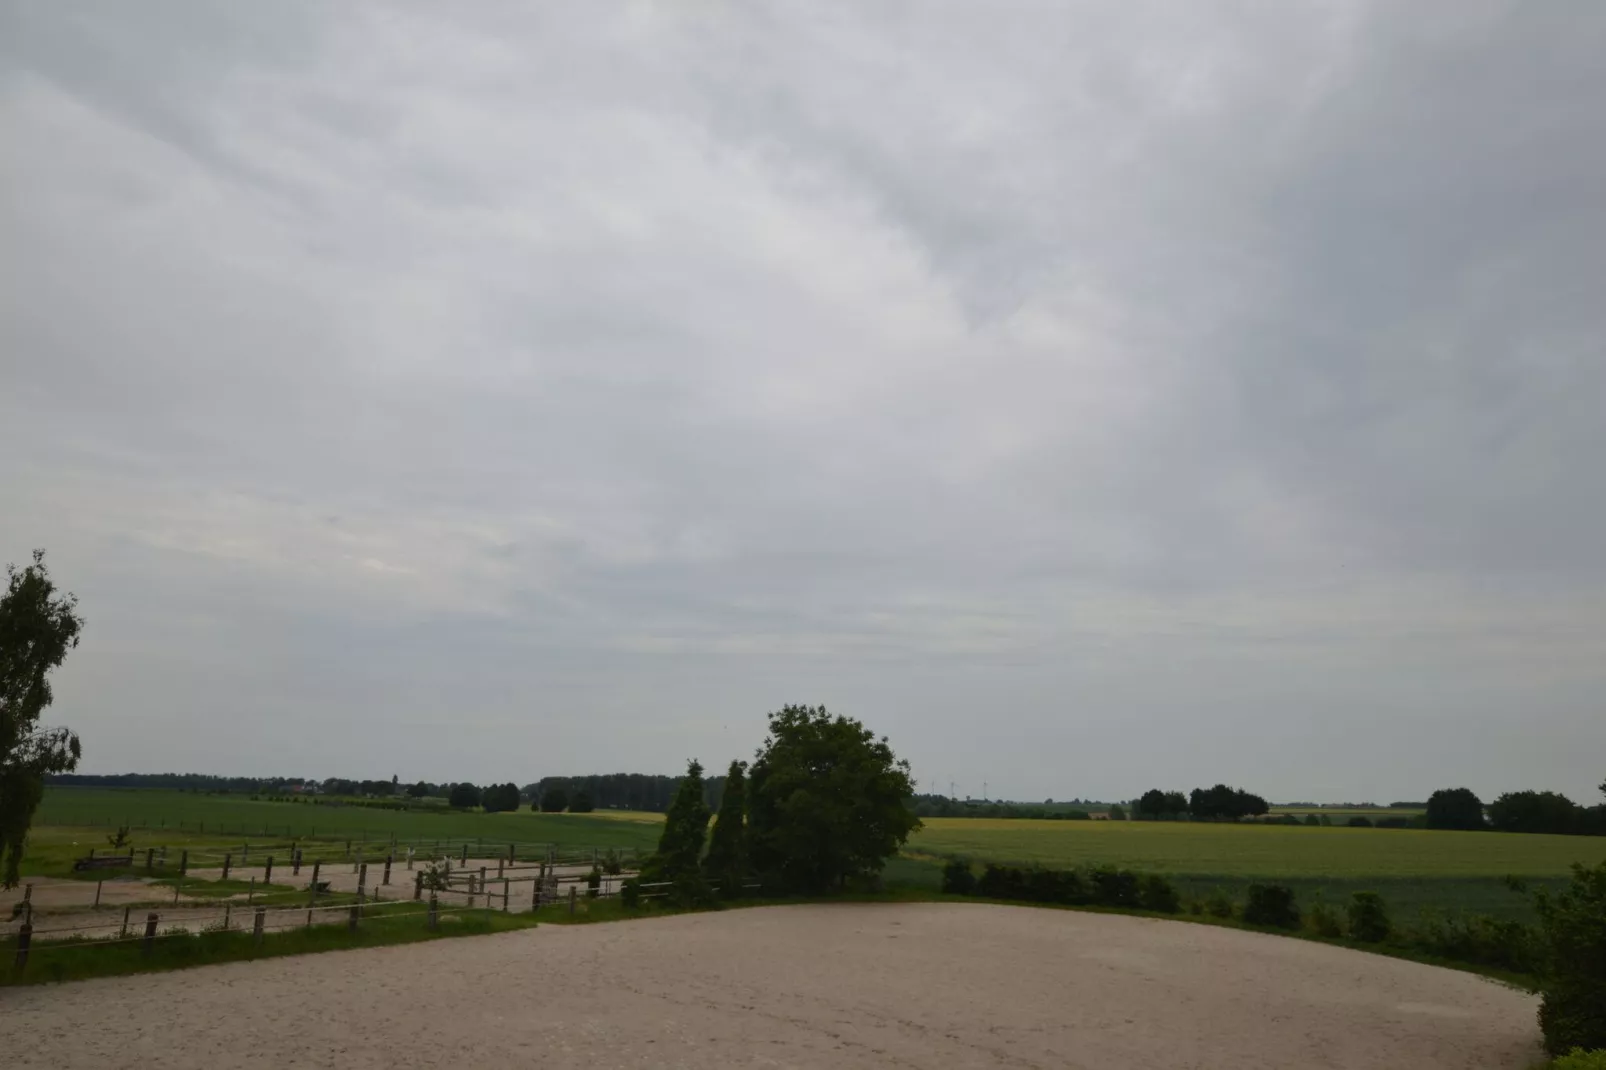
[[0, 903, 1540, 1069]]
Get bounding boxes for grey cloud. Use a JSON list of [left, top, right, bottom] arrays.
[[2, 1, 1603, 801]]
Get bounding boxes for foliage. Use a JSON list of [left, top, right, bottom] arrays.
[[1203, 887, 1236, 918], [1106, 804, 1127, 821], [106, 825, 131, 851], [480, 783, 520, 813], [1138, 873, 1180, 913], [1136, 789, 1190, 819], [1551, 1050, 1606, 1070], [941, 859, 976, 895], [747, 705, 920, 894], [1303, 814, 1320, 827], [1243, 883, 1300, 928], [702, 760, 749, 896], [1536, 862, 1606, 1054], [1491, 791, 1585, 836], [1425, 787, 1486, 831], [406, 782, 429, 798], [636, 759, 712, 905], [1347, 892, 1391, 942], [1, 550, 85, 888], [539, 787, 569, 813], [568, 790, 594, 814], [1307, 900, 1344, 937], [1346, 816, 1373, 828], [585, 865, 602, 898], [1189, 784, 1269, 821], [1403, 910, 1541, 973], [446, 783, 481, 810]]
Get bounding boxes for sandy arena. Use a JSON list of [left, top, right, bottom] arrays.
[[0, 903, 1541, 1069]]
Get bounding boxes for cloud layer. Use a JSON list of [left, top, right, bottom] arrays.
[[4, 1, 1603, 801]]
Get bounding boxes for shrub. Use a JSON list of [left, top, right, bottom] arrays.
[[1138, 874, 1180, 913], [1303, 814, 1320, 827], [1406, 911, 1541, 974], [1243, 883, 1300, 929], [1346, 816, 1372, 828], [1307, 901, 1344, 938], [1204, 887, 1235, 918], [941, 859, 976, 896], [1551, 1050, 1606, 1070], [585, 865, 602, 899], [1537, 862, 1606, 1054], [1089, 867, 1140, 908], [1375, 817, 1410, 829], [1347, 892, 1390, 942], [619, 877, 641, 909]]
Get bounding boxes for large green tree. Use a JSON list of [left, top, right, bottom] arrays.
[[636, 759, 712, 905], [1424, 787, 1486, 831], [702, 759, 749, 895], [2, 550, 86, 888], [747, 705, 920, 894]]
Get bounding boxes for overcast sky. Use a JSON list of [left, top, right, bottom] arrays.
[[3, 1, 1603, 804]]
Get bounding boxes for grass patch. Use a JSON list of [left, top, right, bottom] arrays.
[[2, 901, 540, 987]]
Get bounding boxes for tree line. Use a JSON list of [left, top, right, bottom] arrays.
[[1425, 785, 1606, 836], [1133, 784, 1270, 821]]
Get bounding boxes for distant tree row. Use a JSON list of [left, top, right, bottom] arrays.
[[1132, 784, 1269, 821], [1425, 784, 1606, 836], [910, 795, 1094, 820], [523, 772, 728, 814]]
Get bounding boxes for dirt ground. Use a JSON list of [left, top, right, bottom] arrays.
[[0, 903, 1541, 1069]]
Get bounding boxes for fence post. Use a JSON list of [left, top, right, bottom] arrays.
[[479, 867, 487, 903], [309, 861, 321, 905], [145, 847, 154, 872], [502, 879, 509, 912], [253, 907, 266, 945], [460, 843, 468, 865], [13, 922, 31, 974], [247, 878, 255, 904], [143, 913, 158, 956], [95, 879, 103, 907], [224, 903, 232, 930], [568, 885, 577, 916], [383, 855, 392, 886], [180, 849, 188, 877], [222, 853, 232, 881], [497, 857, 505, 879], [414, 871, 423, 901], [120, 905, 131, 939], [348, 904, 359, 933], [358, 863, 368, 902], [292, 848, 301, 876], [428, 894, 439, 931], [508, 842, 514, 863]]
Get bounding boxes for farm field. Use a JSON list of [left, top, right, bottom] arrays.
[[35, 787, 665, 851], [907, 817, 1606, 920], [32, 788, 1606, 922]]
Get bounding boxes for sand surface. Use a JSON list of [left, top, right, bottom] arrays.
[[0, 903, 1541, 1069]]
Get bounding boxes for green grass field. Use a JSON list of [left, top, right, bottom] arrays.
[[906, 817, 1606, 921], [30, 787, 1606, 922], [35, 787, 665, 851]]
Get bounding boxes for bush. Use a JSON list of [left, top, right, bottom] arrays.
[[585, 865, 602, 899], [1346, 816, 1372, 828], [619, 877, 641, 909], [1347, 892, 1390, 942], [1537, 862, 1606, 1054], [1551, 1049, 1606, 1070], [941, 859, 976, 896], [1243, 883, 1300, 929], [1307, 901, 1344, 938], [1138, 874, 1180, 913], [1406, 911, 1541, 974], [1204, 887, 1235, 918], [1089, 867, 1140, 908]]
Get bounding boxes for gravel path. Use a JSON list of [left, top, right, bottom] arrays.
[[0, 903, 1541, 1069]]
